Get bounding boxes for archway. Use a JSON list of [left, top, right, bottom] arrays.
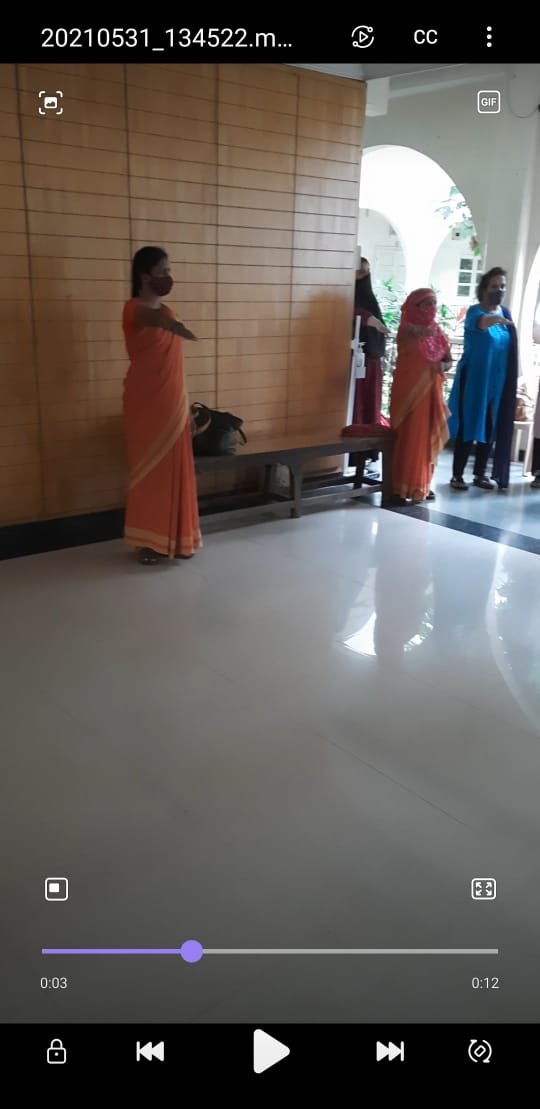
[[359, 146, 480, 299]]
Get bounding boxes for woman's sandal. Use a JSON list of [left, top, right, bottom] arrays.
[[137, 547, 162, 565], [411, 491, 435, 504]]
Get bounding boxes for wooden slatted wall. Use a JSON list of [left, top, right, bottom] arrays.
[[0, 62, 364, 526]]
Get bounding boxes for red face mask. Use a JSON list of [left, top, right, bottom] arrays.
[[415, 303, 437, 325], [149, 274, 173, 297]]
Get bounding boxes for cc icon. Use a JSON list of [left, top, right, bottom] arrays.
[[414, 28, 438, 44]]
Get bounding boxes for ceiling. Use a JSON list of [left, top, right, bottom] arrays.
[[288, 62, 466, 81]]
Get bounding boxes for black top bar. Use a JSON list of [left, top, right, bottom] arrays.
[[0, 20, 535, 63]]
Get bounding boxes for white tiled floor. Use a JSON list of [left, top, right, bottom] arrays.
[[2, 499, 540, 1023], [432, 449, 540, 539]]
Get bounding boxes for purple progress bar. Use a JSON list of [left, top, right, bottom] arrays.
[[41, 941, 204, 963]]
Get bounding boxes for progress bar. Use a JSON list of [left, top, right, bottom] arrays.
[[41, 946, 499, 959], [200, 948, 500, 956]]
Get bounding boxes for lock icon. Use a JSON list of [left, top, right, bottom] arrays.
[[47, 1038, 67, 1064]]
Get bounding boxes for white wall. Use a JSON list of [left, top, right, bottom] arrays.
[[430, 234, 480, 311], [357, 209, 406, 285]]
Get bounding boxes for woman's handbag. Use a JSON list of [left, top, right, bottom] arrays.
[[191, 402, 247, 456]]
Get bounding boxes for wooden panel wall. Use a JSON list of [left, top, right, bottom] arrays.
[[0, 62, 364, 527], [0, 64, 43, 525]]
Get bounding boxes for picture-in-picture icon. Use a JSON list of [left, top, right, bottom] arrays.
[[44, 877, 69, 901]]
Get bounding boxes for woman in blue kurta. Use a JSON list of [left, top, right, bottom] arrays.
[[448, 267, 518, 491]]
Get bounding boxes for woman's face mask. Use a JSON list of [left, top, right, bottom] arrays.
[[488, 288, 505, 306], [149, 273, 174, 297], [416, 300, 437, 324]]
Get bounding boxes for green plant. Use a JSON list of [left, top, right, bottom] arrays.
[[430, 289, 457, 337], [376, 276, 407, 333], [374, 278, 456, 336], [435, 185, 481, 257]]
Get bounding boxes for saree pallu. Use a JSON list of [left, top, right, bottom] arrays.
[[390, 340, 449, 501], [122, 299, 202, 558]]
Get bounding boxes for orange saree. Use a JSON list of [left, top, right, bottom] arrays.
[[390, 297, 450, 502], [122, 299, 202, 558]]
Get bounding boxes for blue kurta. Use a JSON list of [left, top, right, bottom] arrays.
[[448, 304, 511, 442]]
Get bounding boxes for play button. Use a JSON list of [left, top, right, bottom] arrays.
[[253, 1029, 290, 1074]]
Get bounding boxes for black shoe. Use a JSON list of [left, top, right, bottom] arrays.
[[473, 476, 495, 490]]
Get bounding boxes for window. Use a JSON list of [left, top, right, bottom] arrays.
[[457, 258, 475, 297]]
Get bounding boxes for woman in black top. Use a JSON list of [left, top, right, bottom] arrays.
[[352, 257, 389, 425]]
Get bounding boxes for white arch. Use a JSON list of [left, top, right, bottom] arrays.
[[359, 145, 478, 292]]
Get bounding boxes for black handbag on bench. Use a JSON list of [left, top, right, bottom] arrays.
[[191, 402, 247, 456]]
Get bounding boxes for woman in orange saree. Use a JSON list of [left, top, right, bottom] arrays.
[[390, 289, 452, 504], [123, 247, 202, 565]]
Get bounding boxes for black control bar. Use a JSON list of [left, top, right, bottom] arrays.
[[0, 20, 535, 62], [6, 1023, 538, 1082]]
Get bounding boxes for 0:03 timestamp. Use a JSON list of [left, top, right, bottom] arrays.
[[41, 977, 68, 989]]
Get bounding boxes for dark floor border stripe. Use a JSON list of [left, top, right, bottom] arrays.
[[385, 504, 540, 556], [3, 498, 540, 561], [0, 479, 378, 560], [0, 509, 125, 561]]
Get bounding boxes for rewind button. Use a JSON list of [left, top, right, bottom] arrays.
[[136, 1041, 165, 1062]]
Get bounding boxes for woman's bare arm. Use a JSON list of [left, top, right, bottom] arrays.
[[134, 304, 197, 340], [367, 315, 390, 335]]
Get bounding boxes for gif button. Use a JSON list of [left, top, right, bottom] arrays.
[[478, 90, 501, 113]]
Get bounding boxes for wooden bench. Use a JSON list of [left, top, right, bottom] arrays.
[[194, 430, 394, 519]]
